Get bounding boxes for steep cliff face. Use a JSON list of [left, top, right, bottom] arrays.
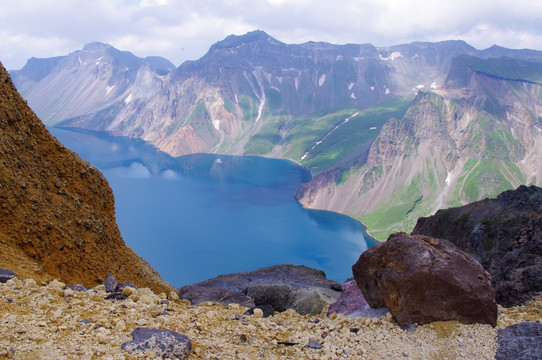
[[296, 56, 542, 240], [0, 62, 171, 293]]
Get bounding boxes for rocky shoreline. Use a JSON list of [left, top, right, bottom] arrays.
[[1, 273, 540, 359]]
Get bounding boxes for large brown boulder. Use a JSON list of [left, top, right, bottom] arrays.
[[0, 61, 171, 294], [352, 232, 497, 326], [413, 185, 542, 307]]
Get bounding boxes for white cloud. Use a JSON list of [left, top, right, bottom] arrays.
[[2, 0, 542, 70]]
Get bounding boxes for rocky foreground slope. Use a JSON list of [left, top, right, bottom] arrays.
[[2, 275, 541, 359], [0, 61, 171, 294]]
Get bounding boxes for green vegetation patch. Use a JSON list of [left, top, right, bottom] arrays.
[[287, 98, 411, 172]]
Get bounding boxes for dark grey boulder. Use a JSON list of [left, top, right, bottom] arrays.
[[179, 285, 255, 308], [105, 273, 117, 293], [496, 322, 542, 360], [180, 264, 342, 315], [122, 328, 191, 359], [0, 269, 15, 283]]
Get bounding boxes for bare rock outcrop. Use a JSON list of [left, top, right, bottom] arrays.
[[413, 185, 542, 307], [179, 264, 342, 315], [0, 61, 171, 293], [352, 232, 497, 326]]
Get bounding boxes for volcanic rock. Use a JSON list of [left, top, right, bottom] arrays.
[[352, 232, 497, 326], [179, 264, 342, 315], [121, 328, 191, 359], [413, 185, 542, 307], [0, 269, 15, 283], [0, 61, 171, 293], [179, 285, 255, 308], [496, 322, 542, 360], [327, 278, 389, 318]]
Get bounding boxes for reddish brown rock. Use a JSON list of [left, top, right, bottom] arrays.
[[352, 232, 497, 326], [0, 61, 171, 294]]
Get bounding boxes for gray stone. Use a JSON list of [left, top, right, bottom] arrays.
[[0, 269, 15, 283], [309, 340, 322, 349], [181, 264, 342, 315], [104, 273, 117, 293], [122, 327, 191, 359], [496, 322, 542, 360], [179, 285, 255, 308]]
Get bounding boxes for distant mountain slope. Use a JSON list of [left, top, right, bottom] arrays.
[[297, 55, 542, 239], [0, 61, 171, 293], [10, 31, 542, 239]]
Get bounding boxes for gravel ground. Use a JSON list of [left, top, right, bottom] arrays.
[[1, 277, 540, 359]]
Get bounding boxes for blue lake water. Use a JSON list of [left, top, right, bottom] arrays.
[[49, 127, 378, 287]]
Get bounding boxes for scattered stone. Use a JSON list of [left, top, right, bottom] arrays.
[[496, 322, 542, 360], [0, 269, 15, 283], [148, 304, 164, 317], [121, 327, 191, 359], [122, 286, 137, 297], [118, 282, 138, 290], [353, 232, 497, 326], [105, 273, 117, 293], [168, 290, 180, 301], [104, 292, 126, 301], [68, 284, 88, 292], [309, 340, 322, 349]]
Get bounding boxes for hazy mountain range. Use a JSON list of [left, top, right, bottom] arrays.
[[10, 30, 542, 239]]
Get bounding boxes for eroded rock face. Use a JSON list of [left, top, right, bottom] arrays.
[[0, 61, 171, 293], [413, 185, 542, 307], [179, 264, 342, 315], [352, 232, 497, 326]]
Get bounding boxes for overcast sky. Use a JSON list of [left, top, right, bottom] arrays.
[[2, 0, 542, 70]]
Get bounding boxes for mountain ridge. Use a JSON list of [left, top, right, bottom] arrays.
[[10, 31, 542, 239]]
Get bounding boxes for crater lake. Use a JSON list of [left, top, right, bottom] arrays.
[[50, 127, 378, 286]]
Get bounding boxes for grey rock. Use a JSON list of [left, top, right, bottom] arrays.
[[309, 340, 322, 349], [181, 264, 342, 316], [68, 284, 88, 292], [104, 273, 117, 293], [179, 285, 255, 308], [0, 269, 15, 283], [122, 327, 191, 359], [496, 322, 542, 360]]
